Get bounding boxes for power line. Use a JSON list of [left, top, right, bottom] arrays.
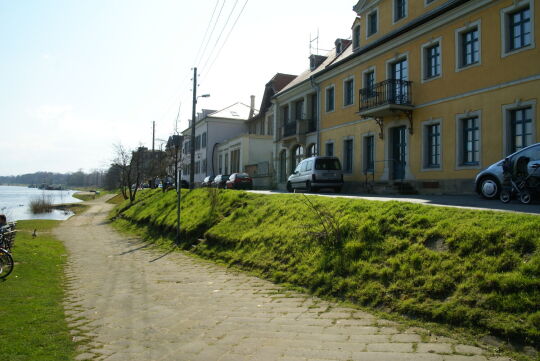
[[193, 0, 220, 67], [196, 0, 226, 69], [201, 0, 249, 83], [199, 0, 239, 74]]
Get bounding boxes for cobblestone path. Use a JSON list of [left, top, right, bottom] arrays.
[[54, 196, 511, 361]]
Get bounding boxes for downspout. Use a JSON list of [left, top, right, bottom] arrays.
[[310, 75, 321, 155]]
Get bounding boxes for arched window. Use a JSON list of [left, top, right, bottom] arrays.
[[307, 143, 317, 157], [291, 145, 304, 172], [279, 150, 287, 182]]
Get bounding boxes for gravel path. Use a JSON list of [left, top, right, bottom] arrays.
[[54, 196, 511, 361]]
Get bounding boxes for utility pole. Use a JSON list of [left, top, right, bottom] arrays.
[[189, 67, 197, 189], [152, 121, 155, 152]]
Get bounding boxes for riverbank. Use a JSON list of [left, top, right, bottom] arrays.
[[111, 188, 540, 359]]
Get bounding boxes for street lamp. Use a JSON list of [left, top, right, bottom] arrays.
[[189, 69, 210, 189]]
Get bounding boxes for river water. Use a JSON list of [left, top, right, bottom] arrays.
[[0, 185, 82, 221]]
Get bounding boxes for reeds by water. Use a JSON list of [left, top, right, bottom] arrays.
[[29, 195, 54, 214]]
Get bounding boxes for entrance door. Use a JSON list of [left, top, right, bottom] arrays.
[[391, 126, 406, 180]]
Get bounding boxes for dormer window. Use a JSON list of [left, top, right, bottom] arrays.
[[309, 54, 328, 70], [336, 41, 342, 54], [353, 25, 361, 49]]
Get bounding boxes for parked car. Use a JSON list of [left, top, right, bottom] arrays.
[[180, 180, 190, 189], [287, 156, 344, 193], [201, 176, 215, 187], [212, 174, 230, 188], [226, 173, 253, 190], [475, 142, 540, 199]]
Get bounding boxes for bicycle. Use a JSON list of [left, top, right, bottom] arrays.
[[0, 222, 17, 279]]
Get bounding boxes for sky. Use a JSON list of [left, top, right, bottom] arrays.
[[0, 0, 356, 176]]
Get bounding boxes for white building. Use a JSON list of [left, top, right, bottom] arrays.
[[181, 103, 254, 184]]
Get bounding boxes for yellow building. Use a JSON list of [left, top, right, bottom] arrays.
[[316, 0, 539, 195]]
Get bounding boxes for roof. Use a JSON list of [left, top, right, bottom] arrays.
[[250, 73, 297, 119], [208, 102, 258, 121], [274, 43, 352, 98]]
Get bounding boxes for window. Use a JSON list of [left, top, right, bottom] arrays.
[[218, 154, 223, 173], [195, 161, 200, 174], [390, 58, 408, 104], [509, 6, 531, 51], [502, 3, 534, 56], [336, 42, 342, 55], [353, 25, 361, 49], [344, 78, 354, 106], [511, 107, 533, 153], [231, 149, 240, 173], [307, 143, 317, 157], [295, 99, 304, 120], [326, 142, 334, 156], [195, 135, 201, 150], [224, 154, 229, 174], [424, 43, 441, 79], [343, 139, 353, 173], [456, 23, 480, 69], [202, 132, 207, 148], [394, 0, 407, 22], [427, 124, 441, 168], [279, 150, 287, 181], [267, 115, 273, 136], [367, 10, 378, 37], [364, 70, 375, 98], [292, 145, 304, 172], [461, 116, 480, 165], [283, 105, 289, 123], [363, 135, 375, 173], [202, 159, 207, 173], [326, 86, 335, 112]]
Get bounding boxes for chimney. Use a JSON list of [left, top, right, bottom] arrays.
[[249, 95, 255, 119]]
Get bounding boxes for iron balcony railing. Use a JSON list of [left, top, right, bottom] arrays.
[[359, 79, 413, 112], [283, 121, 297, 137]]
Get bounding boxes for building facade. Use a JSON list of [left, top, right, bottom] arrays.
[[181, 103, 252, 184], [272, 49, 350, 190], [314, 0, 539, 194]]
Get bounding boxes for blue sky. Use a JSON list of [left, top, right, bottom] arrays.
[[0, 0, 355, 175]]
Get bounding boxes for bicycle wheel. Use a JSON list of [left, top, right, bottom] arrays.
[[0, 249, 14, 279]]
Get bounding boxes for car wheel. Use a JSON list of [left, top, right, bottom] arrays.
[[286, 182, 293, 193], [306, 181, 312, 192], [479, 176, 500, 199]]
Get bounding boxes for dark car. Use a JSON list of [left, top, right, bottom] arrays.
[[226, 173, 253, 190], [475, 143, 540, 199], [180, 180, 189, 189], [201, 176, 214, 187], [212, 174, 230, 188]]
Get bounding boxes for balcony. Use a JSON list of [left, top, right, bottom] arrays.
[[279, 118, 317, 142], [283, 121, 297, 137], [359, 79, 414, 138]]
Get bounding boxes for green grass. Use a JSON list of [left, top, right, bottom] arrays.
[[0, 220, 76, 361], [112, 188, 540, 351]]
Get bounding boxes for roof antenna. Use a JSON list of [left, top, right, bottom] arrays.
[[309, 28, 320, 55]]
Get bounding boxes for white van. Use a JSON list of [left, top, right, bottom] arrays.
[[287, 156, 344, 193]]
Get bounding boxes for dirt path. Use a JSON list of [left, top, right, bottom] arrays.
[[54, 196, 509, 361]]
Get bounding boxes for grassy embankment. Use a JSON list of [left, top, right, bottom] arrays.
[[0, 220, 76, 361], [111, 188, 540, 352]]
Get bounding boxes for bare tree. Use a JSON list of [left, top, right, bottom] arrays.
[[112, 144, 143, 202]]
